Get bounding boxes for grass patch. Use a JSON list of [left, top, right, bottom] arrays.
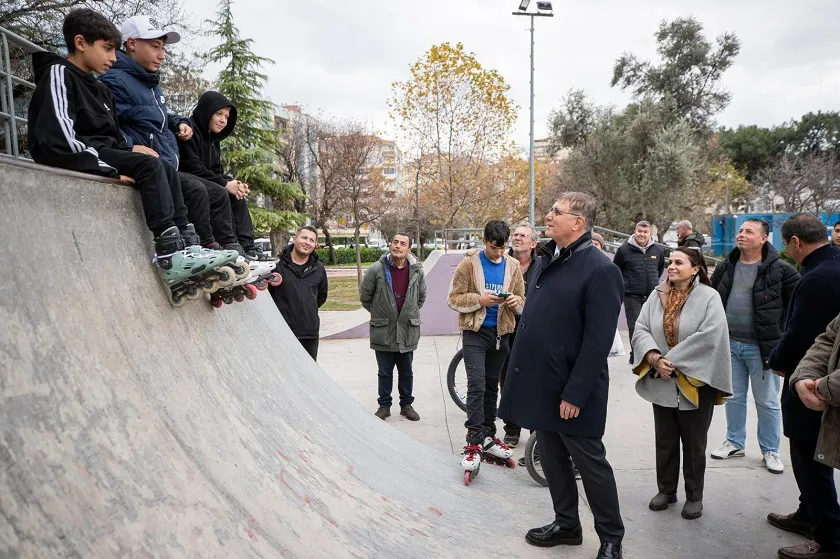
[[324, 276, 363, 311]]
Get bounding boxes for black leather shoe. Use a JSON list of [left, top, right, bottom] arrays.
[[525, 521, 583, 547], [597, 542, 623, 559]]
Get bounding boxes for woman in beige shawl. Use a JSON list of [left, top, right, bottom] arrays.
[[631, 247, 733, 520]]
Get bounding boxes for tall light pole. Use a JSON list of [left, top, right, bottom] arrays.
[[512, 0, 553, 226]]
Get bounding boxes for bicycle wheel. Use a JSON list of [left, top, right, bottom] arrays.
[[446, 348, 467, 412], [524, 432, 548, 487]]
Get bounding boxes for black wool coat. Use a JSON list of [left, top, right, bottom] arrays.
[[769, 244, 840, 436], [711, 242, 800, 364], [498, 233, 624, 438]]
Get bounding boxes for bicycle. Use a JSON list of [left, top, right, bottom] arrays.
[[446, 346, 548, 486]]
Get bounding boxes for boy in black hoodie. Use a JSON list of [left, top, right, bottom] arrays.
[[178, 91, 272, 262], [27, 9, 235, 304]]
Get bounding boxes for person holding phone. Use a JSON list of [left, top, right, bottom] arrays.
[[448, 220, 526, 480]]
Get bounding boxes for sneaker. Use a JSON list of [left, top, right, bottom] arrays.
[[400, 405, 420, 421], [518, 456, 526, 467], [374, 407, 390, 420], [503, 433, 519, 448], [763, 451, 784, 474], [711, 440, 745, 460]]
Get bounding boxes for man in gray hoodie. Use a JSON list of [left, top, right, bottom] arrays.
[[613, 221, 666, 363]]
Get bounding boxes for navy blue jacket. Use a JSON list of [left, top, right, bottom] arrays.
[[98, 51, 189, 168], [768, 244, 840, 436], [499, 232, 624, 438]]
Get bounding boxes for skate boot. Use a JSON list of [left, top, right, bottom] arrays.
[[461, 444, 482, 486], [182, 225, 249, 281], [152, 226, 237, 307], [482, 436, 516, 468]]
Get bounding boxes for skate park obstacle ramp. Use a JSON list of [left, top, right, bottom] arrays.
[[0, 157, 555, 557]]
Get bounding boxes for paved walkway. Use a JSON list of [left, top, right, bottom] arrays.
[[319, 331, 838, 559]]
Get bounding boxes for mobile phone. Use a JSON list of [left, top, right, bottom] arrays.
[[497, 291, 511, 298]]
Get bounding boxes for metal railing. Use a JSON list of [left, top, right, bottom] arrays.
[[0, 26, 44, 158], [431, 225, 722, 265]]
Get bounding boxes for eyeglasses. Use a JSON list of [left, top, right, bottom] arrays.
[[549, 206, 582, 218]]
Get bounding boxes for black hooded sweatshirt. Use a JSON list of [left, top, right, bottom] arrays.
[[27, 52, 126, 177], [178, 91, 238, 186]]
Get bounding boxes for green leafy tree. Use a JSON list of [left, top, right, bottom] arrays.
[[612, 16, 740, 131], [207, 0, 302, 234]]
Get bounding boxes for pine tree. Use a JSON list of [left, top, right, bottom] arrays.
[[207, 0, 303, 234]]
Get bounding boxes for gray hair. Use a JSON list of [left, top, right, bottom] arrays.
[[635, 221, 652, 229], [514, 223, 539, 241], [677, 220, 693, 231], [558, 191, 596, 232]]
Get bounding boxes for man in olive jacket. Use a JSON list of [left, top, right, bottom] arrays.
[[359, 233, 427, 422]]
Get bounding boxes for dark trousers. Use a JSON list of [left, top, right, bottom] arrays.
[[462, 327, 509, 444], [98, 148, 187, 236], [499, 329, 522, 438], [188, 175, 237, 246], [537, 430, 625, 545], [652, 385, 715, 501], [375, 350, 414, 408], [298, 338, 319, 361], [788, 426, 840, 550], [176, 171, 213, 245], [624, 294, 646, 358], [230, 193, 255, 250]]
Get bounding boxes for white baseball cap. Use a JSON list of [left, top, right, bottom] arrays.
[[121, 15, 181, 45]]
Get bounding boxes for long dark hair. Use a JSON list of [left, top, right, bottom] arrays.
[[672, 247, 711, 286]]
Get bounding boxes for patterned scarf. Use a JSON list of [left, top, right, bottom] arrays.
[[663, 284, 692, 348]]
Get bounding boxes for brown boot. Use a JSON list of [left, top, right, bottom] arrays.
[[374, 407, 390, 420], [768, 511, 815, 539], [400, 405, 420, 421], [778, 541, 840, 558]]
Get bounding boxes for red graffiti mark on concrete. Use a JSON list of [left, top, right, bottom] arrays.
[[428, 507, 443, 516], [298, 451, 310, 463], [412, 528, 429, 538], [244, 515, 258, 542], [276, 450, 289, 461], [384, 511, 400, 522], [318, 512, 338, 528], [381, 496, 389, 503], [304, 495, 311, 505], [347, 465, 355, 475]]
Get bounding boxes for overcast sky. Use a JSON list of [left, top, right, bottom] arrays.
[[181, 0, 840, 151]]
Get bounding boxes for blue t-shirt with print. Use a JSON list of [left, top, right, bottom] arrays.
[[479, 251, 506, 328]]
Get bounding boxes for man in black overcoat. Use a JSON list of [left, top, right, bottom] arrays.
[[499, 191, 625, 559]]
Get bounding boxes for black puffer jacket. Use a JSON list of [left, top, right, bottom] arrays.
[[678, 232, 706, 251], [613, 240, 665, 296], [268, 245, 328, 339], [711, 243, 800, 364]]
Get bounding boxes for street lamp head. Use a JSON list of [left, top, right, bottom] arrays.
[[536, 1, 553, 13], [518, 0, 530, 11]]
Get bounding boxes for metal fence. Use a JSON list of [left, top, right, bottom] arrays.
[[432, 225, 722, 265], [0, 26, 44, 158]]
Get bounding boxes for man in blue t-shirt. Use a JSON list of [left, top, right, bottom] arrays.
[[448, 220, 527, 478]]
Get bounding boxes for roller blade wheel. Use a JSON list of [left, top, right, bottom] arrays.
[[244, 283, 259, 300], [483, 454, 516, 468], [234, 293, 245, 303], [267, 272, 282, 287], [215, 266, 236, 288], [223, 294, 234, 305], [232, 262, 250, 280], [464, 468, 479, 486], [168, 289, 188, 308], [210, 295, 224, 309], [252, 278, 268, 291], [185, 285, 202, 301]]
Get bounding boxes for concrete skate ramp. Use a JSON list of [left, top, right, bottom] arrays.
[[0, 157, 549, 557]]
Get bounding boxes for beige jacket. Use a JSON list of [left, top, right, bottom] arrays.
[[446, 248, 525, 336], [790, 312, 840, 469]]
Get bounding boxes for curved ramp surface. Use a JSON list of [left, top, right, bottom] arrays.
[[0, 159, 557, 557]]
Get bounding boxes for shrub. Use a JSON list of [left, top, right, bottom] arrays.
[[779, 248, 801, 271], [314, 247, 384, 264]]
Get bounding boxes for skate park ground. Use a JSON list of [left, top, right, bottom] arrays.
[[320, 332, 837, 558], [2, 156, 837, 559]]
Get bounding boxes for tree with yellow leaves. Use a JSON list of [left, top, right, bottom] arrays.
[[389, 42, 517, 228]]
